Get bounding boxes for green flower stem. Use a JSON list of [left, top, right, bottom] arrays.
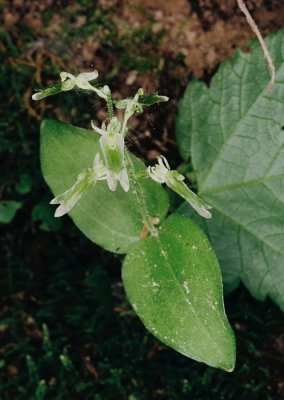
[[125, 151, 158, 237], [106, 93, 114, 119]]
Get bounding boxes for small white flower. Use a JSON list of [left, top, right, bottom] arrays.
[[148, 156, 212, 219], [32, 70, 100, 100], [147, 155, 173, 183], [92, 117, 129, 192], [60, 70, 99, 91], [116, 88, 144, 134], [116, 88, 144, 115], [50, 154, 107, 217], [97, 85, 112, 100]]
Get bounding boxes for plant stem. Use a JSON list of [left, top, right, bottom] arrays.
[[125, 151, 159, 237], [237, 0, 275, 90], [106, 94, 114, 119]]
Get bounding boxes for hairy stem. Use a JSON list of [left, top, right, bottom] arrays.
[[237, 0, 276, 90], [106, 94, 114, 119], [125, 151, 158, 237]]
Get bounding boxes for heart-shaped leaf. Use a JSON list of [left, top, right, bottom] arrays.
[[122, 213, 236, 371], [176, 29, 284, 309], [40, 119, 169, 254]]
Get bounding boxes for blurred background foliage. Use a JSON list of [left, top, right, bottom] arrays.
[[1, 0, 284, 399]]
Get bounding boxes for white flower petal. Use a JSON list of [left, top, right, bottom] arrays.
[[77, 70, 98, 81], [61, 79, 76, 91], [119, 168, 130, 192], [75, 77, 95, 91], [106, 170, 118, 191], [160, 155, 170, 170], [53, 192, 82, 217], [60, 72, 75, 82]]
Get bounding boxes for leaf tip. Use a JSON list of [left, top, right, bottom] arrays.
[[222, 357, 236, 373], [218, 332, 236, 372]]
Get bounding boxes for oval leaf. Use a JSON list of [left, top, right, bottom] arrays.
[[122, 213, 236, 371], [40, 119, 169, 254]]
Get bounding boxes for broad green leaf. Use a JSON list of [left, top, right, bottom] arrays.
[[40, 119, 169, 254], [176, 29, 284, 309], [122, 213, 236, 371], [175, 83, 196, 160], [0, 201, 22, 223]]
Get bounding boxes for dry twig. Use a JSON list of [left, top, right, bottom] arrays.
[[237, 0, 276, 89]]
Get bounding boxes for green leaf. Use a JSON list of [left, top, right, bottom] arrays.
[[32, 201, 62, 232], [176, 29, 284, 309], [0, 201, 22, 223], [40, 119, 169, 254], [122, 213, 236, 371], [15, 173, 33, 194], [175, 83, 196, 160]]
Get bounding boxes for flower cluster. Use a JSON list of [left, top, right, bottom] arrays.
[[32, 69, 211, 219]]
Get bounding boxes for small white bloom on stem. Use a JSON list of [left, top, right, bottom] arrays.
[[50, 154, 107, 217], [148, 156, 212, 219], [92, 117, 129, 192], [60, 70, 99, 91], [32, 70, 105, 100], [116, 88, 144, 135]]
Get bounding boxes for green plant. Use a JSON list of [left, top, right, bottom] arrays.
[[176, 29, 284, 310], [33, 68, 236, 371]]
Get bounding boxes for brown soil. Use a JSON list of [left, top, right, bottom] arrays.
[[3, 0, 284, 164], [120, 0, 284, 77], [3, 0, 284, 78]]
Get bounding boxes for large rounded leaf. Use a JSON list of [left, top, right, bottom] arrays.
[[40, 119, 169, 254], [176, 29, 284, 310], [122, 213, 236, 371]]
